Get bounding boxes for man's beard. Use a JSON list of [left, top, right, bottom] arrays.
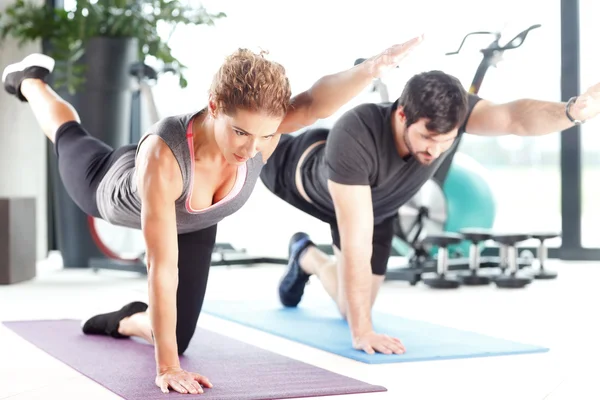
[[403, 130, 415, 156], [403, 131, 434, 165]]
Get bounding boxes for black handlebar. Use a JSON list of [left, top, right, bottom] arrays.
[[446, 24, 541, 56], [501, 24, 541, 50], [355, 24, 540, 68], [445, 31, 499, 55]]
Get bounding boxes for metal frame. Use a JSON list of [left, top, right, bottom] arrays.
[[558, 0, 600, 260]]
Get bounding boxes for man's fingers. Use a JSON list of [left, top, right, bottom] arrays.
[[376, 344, 393, 355], [192, 372, 213, 388], [392, 337, 406, 350], [589, 81, 600, 93], [389, 342, 405, 354], [377, 337, 405, 354]]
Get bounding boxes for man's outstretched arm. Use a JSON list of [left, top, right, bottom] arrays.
[[328, 180, 405, 355], [276, 35, 424, 135], [466, 82, 600, 136]]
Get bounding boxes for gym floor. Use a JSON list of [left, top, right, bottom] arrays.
[[0, 254, 597, 400]]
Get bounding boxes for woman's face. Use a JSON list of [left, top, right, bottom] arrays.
[[212, 107, 283, 165]]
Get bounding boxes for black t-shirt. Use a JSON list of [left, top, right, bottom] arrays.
[[301, 94, 481, 225]]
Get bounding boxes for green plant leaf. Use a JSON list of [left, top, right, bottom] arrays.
[[0, 0, 225, 92]]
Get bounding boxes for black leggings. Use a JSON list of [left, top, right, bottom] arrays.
[[54, 121, 134, 217], [54, 121, 216, 354], [174, 225, 216, 354], [260, 129, 395, 276]]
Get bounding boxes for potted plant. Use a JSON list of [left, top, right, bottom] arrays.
[[0, 0, 226, 93], [0, 0, 225, 269]]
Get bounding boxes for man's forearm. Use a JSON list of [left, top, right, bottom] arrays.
[[148, 265, 180, 373], [508, 99, 575, 136], [306, 62, 374, 120], [339, 248, 374, 338]]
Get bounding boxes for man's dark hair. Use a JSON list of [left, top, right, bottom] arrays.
[[398, 70, 469, 134]]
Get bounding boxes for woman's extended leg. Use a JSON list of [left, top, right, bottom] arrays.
[[20, 78, 80, 143], [2, 53, 128, 217]]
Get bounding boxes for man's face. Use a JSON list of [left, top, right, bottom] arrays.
[[403, 118, 458, 165]]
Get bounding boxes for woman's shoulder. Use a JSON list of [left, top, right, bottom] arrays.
[[150, 111, 199, 137]]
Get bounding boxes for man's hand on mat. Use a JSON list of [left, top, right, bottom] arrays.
[[353, 331, 406, 355], [366, 34, 424, 78], [156, 366, 213, 394]]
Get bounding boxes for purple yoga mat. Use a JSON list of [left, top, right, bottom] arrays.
[[3, 319, 386, 400]]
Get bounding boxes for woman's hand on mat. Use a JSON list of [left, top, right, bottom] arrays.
[[156, 366, 213, 394], [353, 331, 406, 355]]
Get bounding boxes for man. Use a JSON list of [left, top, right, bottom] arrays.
[[260, 69, 600, 356]]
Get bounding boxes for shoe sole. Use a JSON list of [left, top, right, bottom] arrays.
[[2, 53, 55, 83], [288, 232, 309, 258]]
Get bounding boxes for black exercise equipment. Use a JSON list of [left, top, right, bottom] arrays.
[[530, 232, 560, 279], [421, 233, 464, 289], [459, 228, 493, 285], [492, 234, 532, 289], [89, 242, 288, 275]]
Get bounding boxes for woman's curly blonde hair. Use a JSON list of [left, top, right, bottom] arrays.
[[209, 49, 292, 118]]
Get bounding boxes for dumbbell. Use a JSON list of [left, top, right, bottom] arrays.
[[530, 232, 560, 279], [491, 233, 532, 289], [459, 228, 493, 285], [422, 233, 464, 289]]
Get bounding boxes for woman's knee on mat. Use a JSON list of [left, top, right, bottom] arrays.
[[176, 327, 196, 355]]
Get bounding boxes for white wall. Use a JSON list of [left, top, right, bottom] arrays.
[[0, 0, 48, 260]]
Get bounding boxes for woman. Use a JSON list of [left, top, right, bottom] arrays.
[[2, 37, 421, 395]]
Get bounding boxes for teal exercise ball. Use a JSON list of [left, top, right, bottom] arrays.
[[442, 152, 497, 257]]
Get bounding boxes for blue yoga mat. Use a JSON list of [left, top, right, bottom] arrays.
[[203, 300, 549, 364]]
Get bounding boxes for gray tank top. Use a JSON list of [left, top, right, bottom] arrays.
[[95, 111, 265, 234]]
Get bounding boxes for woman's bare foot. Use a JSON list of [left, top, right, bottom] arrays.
[[118, 311, 154, 344]]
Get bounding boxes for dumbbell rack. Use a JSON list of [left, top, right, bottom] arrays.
[[385, 255, 531, 285], [385, 231, 559, 288]]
